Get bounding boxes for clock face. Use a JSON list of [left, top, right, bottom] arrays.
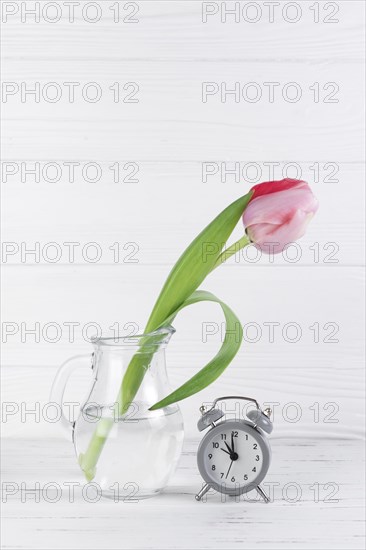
[[198, 421, 270, 495]]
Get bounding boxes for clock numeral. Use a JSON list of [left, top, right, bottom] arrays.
[[213, 442, 219, 448], [245, 435, 249, 440], [244, 474, 248, 481], [208, 453, 212, 459], [220, 473, 224, 478], [212, 465, 216, 471], [252, 467, 256, 472], [255, 455, 260, 461], [231, 431, 238, 437], [220, 433, 227, 440], [253, 443, 258, 449], [231, 476, 235, 482]]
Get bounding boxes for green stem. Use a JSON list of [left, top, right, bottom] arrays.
[[78, 236, 251, 481], [78, 191, 253, 482], [210, 234, 251, 272], [78, 235, 252, 481], [78, 417, 114, 481], [79, 347, 157, 480]]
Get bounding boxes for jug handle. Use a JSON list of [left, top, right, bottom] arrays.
[[50, 354, 93, 441]]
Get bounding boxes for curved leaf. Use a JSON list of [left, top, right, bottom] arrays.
[[149, 289, 243, 410]]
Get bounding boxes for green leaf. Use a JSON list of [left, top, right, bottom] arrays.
[[149, 289, 243, 410], [145, 192, 253, 332]]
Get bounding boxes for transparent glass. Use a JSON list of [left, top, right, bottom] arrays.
[[51, 326, 184, 500]]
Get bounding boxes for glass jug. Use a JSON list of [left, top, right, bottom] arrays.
[[50, 326, 184, 499]]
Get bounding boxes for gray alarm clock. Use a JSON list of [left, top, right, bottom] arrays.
[[195, 396, 273, 503]]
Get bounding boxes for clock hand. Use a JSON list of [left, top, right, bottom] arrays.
[[224, 441, 233, 454], [220, 447, 231, 455], [231, 432, 235, 454], [225, 459, 234, 479]]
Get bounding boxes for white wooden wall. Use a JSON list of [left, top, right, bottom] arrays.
[[1, 0, 365, 440]]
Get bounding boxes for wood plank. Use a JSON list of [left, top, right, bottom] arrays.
[[1, 364, 364, 438], [1, 163, 365, 266], [2, 62, 363, 128], [1, 1, 364, 62], [1, 438, 365, 550], [1, 265, 363, 364], [2, 57, 364, 161]]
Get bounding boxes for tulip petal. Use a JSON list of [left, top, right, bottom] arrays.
[[248, 209, 314, 254], [243, 188, 318, 227], [251, 178, 308, 199]]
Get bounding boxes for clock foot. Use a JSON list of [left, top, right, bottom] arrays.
[[256, 484, 270, 503], [195, 483, 211, 501]]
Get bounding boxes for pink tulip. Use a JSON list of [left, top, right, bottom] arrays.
[[243, 179, 318, 254]]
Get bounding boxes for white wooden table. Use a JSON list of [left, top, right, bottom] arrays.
[[2, 438, 364, 549]]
